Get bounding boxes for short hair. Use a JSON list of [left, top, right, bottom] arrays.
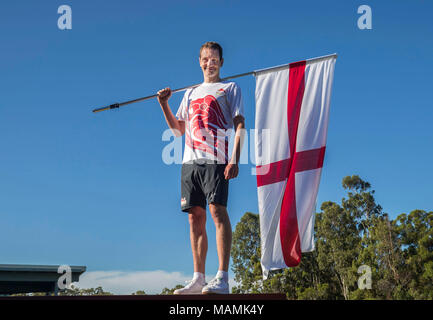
[[199, 41, 223, 60]]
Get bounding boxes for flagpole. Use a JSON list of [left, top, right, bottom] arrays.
[[254, 53, 337, 75], [91, 53, 337, 113]]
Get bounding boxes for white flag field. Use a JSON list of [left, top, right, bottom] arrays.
[[254, 54, 337, 278]]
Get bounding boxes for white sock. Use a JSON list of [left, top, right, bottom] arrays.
[[216, 270, 228, 282], [193, 272, 205, 283]]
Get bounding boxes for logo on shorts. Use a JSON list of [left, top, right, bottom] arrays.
[[181, 197, 187, 206]]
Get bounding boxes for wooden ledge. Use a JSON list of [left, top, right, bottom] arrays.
[[0, 293, 286, 301]]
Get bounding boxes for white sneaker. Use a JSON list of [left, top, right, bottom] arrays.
[[201, 277, 229, 294], [173, 277, 206, 295]]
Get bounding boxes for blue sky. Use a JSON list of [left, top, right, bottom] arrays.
[[1, 0, 432, 294]]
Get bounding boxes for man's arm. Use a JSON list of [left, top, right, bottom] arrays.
[[224, 115, 245, 180], [157, 87, 185, 137]]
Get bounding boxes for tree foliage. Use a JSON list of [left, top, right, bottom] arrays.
[[160, 284, 183, 295], [11, 285, 114, 296], [231, 175, 433, 300], [231, 212, 262, 293], [59, 285, 114, 296]]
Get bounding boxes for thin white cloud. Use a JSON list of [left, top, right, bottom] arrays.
[[73, 270, 237, 295]]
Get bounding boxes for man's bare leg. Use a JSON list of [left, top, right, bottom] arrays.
[[209, 203, 232, 272], [188, 206, 208, 274], [173, 206, 207, 295]]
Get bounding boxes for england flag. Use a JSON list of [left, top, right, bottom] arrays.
[[254, 54, 337, 278]]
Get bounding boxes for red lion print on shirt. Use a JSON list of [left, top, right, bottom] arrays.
[[186, 94, 229, 162]]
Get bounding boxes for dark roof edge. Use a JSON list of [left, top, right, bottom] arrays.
[[0, 264, 86, 274]]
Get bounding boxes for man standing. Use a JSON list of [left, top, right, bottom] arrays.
[[157, 41, 245, 294]]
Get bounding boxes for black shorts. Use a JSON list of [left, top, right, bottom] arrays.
[[180, 161, 229, 212]]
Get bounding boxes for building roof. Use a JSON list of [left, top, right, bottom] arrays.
[[0, 264, 86, 295]]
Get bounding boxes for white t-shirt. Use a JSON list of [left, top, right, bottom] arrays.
[[176, 81, 244, 164]]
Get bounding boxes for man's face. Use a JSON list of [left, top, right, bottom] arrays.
[[199, 48, 223, 80]]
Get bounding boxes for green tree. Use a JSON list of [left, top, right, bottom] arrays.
[[316, 201, 360, 299], [59, 285, 113, 296], [160, 284, 183, 295], [396, 210, 433, 299], [231, 175, 432, 300], [11, 285, 114, 296], [231, 212, 262, 293], [316, 175, 386, 300], [340, 175, 385, 299], [132, 290, 146, 295]]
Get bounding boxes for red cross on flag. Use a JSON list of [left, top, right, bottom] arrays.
[[254, 54, 337, 278]]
